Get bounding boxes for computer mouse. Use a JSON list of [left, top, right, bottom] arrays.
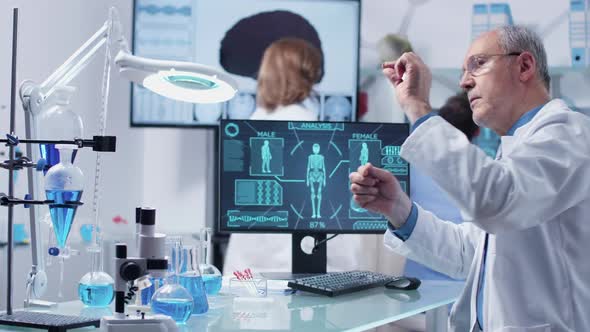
[[384, 276, 421, 290]]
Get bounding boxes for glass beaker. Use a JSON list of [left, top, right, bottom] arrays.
[[151, 239, 193, 324], [45, 144, 84, 249], [78, 249, 114, 307], [198, 227, 222, 296], [37, 86, 83, 173], [179, 245, 209, 315]]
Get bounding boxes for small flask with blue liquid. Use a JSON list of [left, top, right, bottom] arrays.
[[78, 249, 114, 307], [198, 227, 222, 296]]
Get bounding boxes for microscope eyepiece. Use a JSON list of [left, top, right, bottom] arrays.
[[116, 243, 127, 259], [135, 207, 142, 224], [139, 207, 155, 226]]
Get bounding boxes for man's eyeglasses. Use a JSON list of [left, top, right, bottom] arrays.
[[462, 52, 521, 78]]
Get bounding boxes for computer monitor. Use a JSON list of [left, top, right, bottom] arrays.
[[219, 120, 410, 276], [131, 0, 361, 127]]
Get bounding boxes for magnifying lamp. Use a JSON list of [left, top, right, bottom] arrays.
[[16, 6, 238, 308], [116, 53, 237, 104]]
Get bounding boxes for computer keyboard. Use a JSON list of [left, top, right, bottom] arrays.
[[287, 270, 397, 297]]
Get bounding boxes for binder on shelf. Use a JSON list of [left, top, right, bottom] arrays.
[[471, 3, 513, 41], [489, 3, 513, 29], [472, 4, 489, 40], [569, 0, 589, 67], [569, 0, 588, 67]]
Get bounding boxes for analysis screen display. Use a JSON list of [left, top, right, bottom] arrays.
[[219, 120, 410, 234]]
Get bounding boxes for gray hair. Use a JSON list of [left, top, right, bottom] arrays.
[[495, 25, 550, 91]]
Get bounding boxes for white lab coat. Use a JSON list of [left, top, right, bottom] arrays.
[[224, 103, 405, 278], [384, 99, 590, 332]]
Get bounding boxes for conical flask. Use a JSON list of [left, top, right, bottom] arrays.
[[179, 245, 209, 314], [37, 86, 83, 173], [45, 145, 84, 249], [198, 227, 222, 296]]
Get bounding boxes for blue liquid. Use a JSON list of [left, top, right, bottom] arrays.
[[151, 298, 193, 324], [40, 144, 78, 174], [78, 283, 114, 307], [179, 275, 209, 314], [39, 144, 59, 174], [202, 275, 222, 295], [46, 190, 83, 248], [141, 277, 164, 305]]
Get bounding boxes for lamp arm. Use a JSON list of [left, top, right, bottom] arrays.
[[20, 7, 129, 115], [39, 22, 108, 100]]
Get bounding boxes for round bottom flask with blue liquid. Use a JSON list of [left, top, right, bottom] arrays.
[[151, 239, 194, 323], [78, 249, 114, 307], [150, 282, 194, 324]]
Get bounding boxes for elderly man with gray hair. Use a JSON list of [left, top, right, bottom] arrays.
[[350, 25, 590, 331]]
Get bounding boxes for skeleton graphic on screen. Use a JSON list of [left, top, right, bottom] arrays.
[[306, 143, 326, 218]]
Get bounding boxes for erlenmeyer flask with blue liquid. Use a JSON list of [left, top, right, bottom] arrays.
[[180, 245, 209, 315], [198, 227, 222, 296], [37, 86, 83, 174], [45, 144, 84, 249]]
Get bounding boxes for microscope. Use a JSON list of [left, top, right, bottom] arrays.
[[100, 207, 178, 332]]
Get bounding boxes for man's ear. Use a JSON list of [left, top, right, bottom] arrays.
[[518, 52, 536, 83]]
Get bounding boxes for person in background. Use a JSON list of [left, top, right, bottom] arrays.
[[249, 38, 322, 121]]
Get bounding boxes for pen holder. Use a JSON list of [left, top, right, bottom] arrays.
[[229, 277, 267, 297]]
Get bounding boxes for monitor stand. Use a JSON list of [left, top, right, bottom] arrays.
[[261, 233, 327, 280]]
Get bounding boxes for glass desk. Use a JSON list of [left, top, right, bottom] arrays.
[[0, 280, 463, 332]]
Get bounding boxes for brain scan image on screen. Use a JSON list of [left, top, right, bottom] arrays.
[[227, 92, 256, 119], [322, 96, 352, 122], [220, 10, 324, 81]]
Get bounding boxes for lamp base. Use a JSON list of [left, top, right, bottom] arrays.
[[100, 314, 178, 332]]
